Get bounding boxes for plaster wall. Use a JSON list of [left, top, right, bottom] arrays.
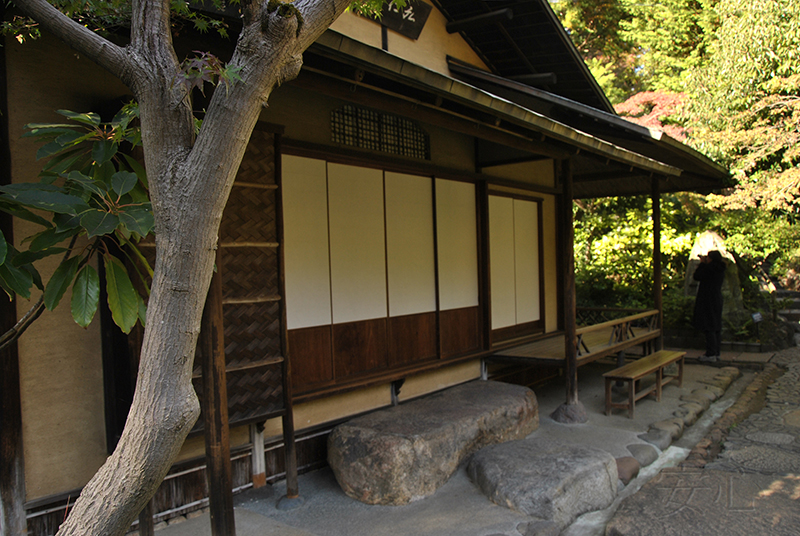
[[329, 2, 489, 75], [5, 34, 130, 500], [262, 84, 476, 173]]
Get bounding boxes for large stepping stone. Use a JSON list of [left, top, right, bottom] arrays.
[[328, 380, 538, 505], [467, 437, 618, 530]]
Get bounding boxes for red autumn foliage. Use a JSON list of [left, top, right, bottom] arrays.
[[615, 91, 688, 141]]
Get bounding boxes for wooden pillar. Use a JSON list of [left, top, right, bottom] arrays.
[[201, 249, 236, 536], [550, 158, 587, 424], [275, 134, 302, 509], [562, 159, 578, 405], [652, 177, 664, 351], [1, 301, 25, 536], [0, 30, 26, 535]]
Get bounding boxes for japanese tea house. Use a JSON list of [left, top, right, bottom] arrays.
[[0, 1, 728, 534]]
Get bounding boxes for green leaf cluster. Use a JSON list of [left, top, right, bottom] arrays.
[[0, 105, 153, 334]]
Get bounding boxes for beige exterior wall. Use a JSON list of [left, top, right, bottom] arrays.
[[5, 35, 131, 500], [482, 159, 556, 189], [330, 3, 489, 75], [261, 360, 481, 440], [262, 85, 476, 173]]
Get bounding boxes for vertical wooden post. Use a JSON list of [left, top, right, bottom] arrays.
[[137, 500, 154, 536], [550, 158, 586, 424], [0, 31, 26, 535], [562, 160, 578, 405], [275, 134, 302, 509], [1, 302, 25, 536], [201, 249, 235, 536], [652, 177, 664, 351]]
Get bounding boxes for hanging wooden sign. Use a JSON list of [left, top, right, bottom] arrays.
[[374, 0, 432, 41]]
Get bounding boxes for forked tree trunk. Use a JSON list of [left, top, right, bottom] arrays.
[[13, 1, 354, 534]]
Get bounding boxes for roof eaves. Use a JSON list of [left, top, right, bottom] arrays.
[[313, 30, 680, 177]]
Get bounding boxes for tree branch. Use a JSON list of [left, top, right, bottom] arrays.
[[13, 0, 134, 87]]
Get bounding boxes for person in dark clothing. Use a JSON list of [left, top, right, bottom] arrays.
[[693, 250, 726, 362]]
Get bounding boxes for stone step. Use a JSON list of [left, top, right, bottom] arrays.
[[327, 380, 538, 505], [467, 436, 618, 532], [779, 309, 800, 322]]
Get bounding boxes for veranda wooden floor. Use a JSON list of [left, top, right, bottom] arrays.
[[492, 324, 661, 367]]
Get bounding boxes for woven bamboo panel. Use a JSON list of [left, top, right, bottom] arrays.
[[221, 247, 279, 301], [192, 363, 284, 431], [220, 187, 277, 244], [235, 130, 275, 185], [223, 301, 282, 368]]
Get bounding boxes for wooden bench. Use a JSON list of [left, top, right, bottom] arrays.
[[603, 350, 686, 418]]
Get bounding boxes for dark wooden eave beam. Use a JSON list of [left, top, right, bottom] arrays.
[[446, 8, 513, 34]]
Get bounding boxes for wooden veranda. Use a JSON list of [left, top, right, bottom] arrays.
[[491, 309, 661, 367]]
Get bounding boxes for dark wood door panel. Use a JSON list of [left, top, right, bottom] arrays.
[[388, 312, 437, 367], [333, 318, 388, 378]]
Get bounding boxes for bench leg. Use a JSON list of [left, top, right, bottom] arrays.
[[656, 367, 663, 402], [628, 379, 635, 419], [605, 379, 612, 416], [677, 358, 684, 388]]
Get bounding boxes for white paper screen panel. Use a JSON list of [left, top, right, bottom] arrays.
[[385, 172, 436, 317], [327, 163, 388, 323], [489, 195, 516, 329], [281, 155, 332, 329], [435, 179, 479, 310], [514, 199, 540, 323]]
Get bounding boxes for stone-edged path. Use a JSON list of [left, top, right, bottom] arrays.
[[607, 347, 800, 536]]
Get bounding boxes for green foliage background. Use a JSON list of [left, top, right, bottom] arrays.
[[555, 0, 800, 329]]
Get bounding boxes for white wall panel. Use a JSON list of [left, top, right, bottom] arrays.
[[514, 199, 540, 323], [489, 195, 516, 329], [435, 179, 479, 310], [328, 163, 387, 323], [385, 172, 436, 316], [282, 155, 332, 329]]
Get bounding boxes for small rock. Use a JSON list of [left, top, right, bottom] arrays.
[[627, 443, 659, 467], [691, 388, 719, 402], [674, 406, 699, 426], [518, 519, 561, 536], [719, 366, 741, 380], [637, 430, 672, 451], [615, 457, 640, 485], [166, 516, 186, 526], [680, 393, 711, 411], [186, 509, 205, 520], [650, 418, 684, 440]]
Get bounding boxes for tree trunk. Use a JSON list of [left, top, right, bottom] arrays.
[[5, 1, 357, 534]]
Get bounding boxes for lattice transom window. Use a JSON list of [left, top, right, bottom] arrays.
[[331, 104, 430, 160]]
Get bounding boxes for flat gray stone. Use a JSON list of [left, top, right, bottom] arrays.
[[722, 445, 800, 473], [607, 469, 800, 535], [745, 432, 795, 445], [467, 437, 617, 530], [517, 520, 560, 536], [328, 381, 538, 505], [626, 443, 659, 467], [637, 430, 672, 451]]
